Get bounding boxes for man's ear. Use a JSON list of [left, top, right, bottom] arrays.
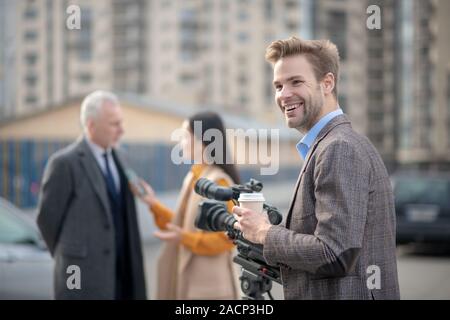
[[321, 72, 335, 96], [86, 119, 95, 136]]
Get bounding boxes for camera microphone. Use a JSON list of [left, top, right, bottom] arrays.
[[194, 178, 235, 201]]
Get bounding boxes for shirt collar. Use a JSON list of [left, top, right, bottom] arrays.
[[296, 108, 343, 160], [85, 137, 112, 158]]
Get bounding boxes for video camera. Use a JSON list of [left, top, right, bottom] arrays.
[[194, 178, 282, 300]]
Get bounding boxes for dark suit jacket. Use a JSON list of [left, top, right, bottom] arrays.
[[263, 114, 400, 299], [37, 138, 146, 299]]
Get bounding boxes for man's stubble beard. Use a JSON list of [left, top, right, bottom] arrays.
[[295, 87, 324, 133]]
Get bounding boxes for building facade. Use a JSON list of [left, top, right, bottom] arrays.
[[1, 0, 449, 169]]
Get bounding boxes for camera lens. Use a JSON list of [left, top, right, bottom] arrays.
[[195, 200, 237, 232]]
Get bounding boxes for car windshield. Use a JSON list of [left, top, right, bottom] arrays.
[[394, 177, 449, 207], [0, 202, 38, 244]]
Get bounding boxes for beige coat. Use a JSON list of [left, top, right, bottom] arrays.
[[156, 165, 240, 300]]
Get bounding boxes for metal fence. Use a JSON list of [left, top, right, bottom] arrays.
[[0, 139, 300, 208]]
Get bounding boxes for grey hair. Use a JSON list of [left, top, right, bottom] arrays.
[[80, 90, 119, 130]]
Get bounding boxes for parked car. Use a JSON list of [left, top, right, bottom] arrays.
[[393, 173, 450, 244], [0, 198, 53, 299]]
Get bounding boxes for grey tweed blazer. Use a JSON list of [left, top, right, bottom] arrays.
[[263, 114, 400, 300]]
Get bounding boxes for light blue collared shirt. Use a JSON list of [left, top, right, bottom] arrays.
[[296, 108, 343, 160]]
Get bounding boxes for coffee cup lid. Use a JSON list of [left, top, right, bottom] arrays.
[[238, 193, 265, 202]]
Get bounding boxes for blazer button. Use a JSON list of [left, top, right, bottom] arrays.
[[103, 248, 111, 255], [104, 224, 110, 230]]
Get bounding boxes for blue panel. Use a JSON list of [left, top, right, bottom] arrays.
[[29, 140, 38, 207], [8, 141, 16, 205], [0, 140, 5, 198]]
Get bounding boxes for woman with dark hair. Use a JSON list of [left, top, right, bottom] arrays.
[[132, 111, 241, 300]]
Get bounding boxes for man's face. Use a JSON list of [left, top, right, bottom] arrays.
[[88, 101, 124, 149], [273, 55, 324, 132]]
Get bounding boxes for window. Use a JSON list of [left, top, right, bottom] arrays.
[[78, 73, 92, 83], [327, 10, 347, 60], [369, 70, 383, 80], [237, 54, 247, 66], [239, 94, 248, 105], [179, 72, 196, 84], [25, 95, 37, 104], [24, 30, 38, 41], [79, 50, 92, 61], [338, 95, 347, 112], [394, 177, 449, 208], [286, 20, 298, 30], [368, 112, 384, 123], [370, 132, 384, 147], [368, 91, 383, 106], [369, 48, 383, 59], [238, 74, 247, 85], [179, 9, 199, 61], [220, 21, 229, 33], [25, 53, 38, 66], [264, 0, 273, 19], [447, 72, 450, 145], [265, 63, 274, 105], [161, 0, 172, 8], [238, 11, 249, 21], [221, 0, 229, 11], [0, 206, 38, 244], [24, 6, 37, 19], [77, 8, 92, 61], [25, 74, 37, 87], [222, 84, 229, 98], [285, 0, 298, 9], [237, 32, 249, 43]]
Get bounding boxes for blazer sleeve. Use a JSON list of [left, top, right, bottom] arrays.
[[36, 154, 74, 256], [263, 139, 370, 276]]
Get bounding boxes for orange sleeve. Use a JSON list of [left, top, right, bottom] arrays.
[[149, 200, 174, 230], [181, 231, 235, 256], [180, 177, 237, 256]]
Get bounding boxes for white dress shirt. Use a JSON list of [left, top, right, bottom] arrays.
[[86, 138, 121, 193]]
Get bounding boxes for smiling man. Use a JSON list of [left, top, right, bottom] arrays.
[[233, 37, 400, 300]]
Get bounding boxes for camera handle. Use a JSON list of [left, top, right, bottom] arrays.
[[239, 269, 274, 300]]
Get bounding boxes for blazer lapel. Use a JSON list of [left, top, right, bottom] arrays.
[[285, 115, 351, 228], [76, 138, 112, 224]]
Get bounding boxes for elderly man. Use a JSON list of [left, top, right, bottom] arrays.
[[37, 91, 147, 300]]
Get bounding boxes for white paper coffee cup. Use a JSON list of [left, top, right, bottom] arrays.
[[238, 193, 265, 213]]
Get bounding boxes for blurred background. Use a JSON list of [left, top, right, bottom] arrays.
[[1, 0, 450, 299]]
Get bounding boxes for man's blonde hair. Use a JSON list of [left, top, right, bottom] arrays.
[[265, 37, 340, 98]]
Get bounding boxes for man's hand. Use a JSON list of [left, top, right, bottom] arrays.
[[232, 206, 272, 244]]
